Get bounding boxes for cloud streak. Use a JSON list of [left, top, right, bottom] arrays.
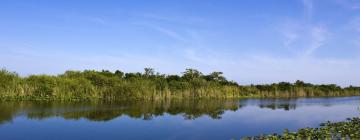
[[304, 25, 329, 57], [149, 25, 188, 42]]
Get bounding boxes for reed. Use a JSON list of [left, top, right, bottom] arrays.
[[1, 68, 359, 101]]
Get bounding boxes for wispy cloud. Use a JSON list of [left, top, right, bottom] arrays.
[[304, 25, 330, 57], [278, 22, 330, 57], [283, 31, 299, 47], [140, 13, 205, 25], [279, 21, 301, 47], [60, 14, 108, 25], [133, 13, 205, 43], [148, 25, 188, 42], [278, 0, 330, 58]]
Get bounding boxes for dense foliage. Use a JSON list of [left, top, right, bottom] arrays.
[[0, 68, 360, 100], [243, 117, 360, 140]]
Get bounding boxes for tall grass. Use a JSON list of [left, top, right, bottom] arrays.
[[0, 68, 359, 101]]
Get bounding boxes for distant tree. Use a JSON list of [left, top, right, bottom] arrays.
[[0, 69, 19, 90], [277, 82, 292, 91], [182, 68, 202, 81], [166, 75, 181, 82], [204, 71, 226, 82], [114, 70, 124, 78], [100, 70, 113, 77], [144, 68, 155, 77], [125, 72, 142, 79], [295, 80, 305, 87]]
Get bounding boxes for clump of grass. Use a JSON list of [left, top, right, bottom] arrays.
[[243, 117, 360, 140]]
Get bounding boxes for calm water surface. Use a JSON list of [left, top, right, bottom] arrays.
[[0, 96, 359, 140]]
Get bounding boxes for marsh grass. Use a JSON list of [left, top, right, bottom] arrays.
[[1, 68, 360, 101]]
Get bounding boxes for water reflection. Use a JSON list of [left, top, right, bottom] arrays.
[[1, 97, 359, 125]]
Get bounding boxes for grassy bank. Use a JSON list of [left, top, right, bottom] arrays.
[[1, 68, 360, 101], [243, 117, 360, 140]]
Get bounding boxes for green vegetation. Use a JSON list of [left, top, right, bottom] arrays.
[[243, 117, 360, 140], [1, 68, 360, 100], [0, 99, 241, 124], [2, 98, 342, 124]]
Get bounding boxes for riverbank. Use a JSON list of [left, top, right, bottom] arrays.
[[1, 69, 360, 101]]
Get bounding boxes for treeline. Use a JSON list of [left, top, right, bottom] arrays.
[[0, 68, 359, 100]]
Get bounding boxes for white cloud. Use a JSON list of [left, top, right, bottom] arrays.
[[279, 23, 300, 47], [278, 21, 330, 57], [140, 13, 205, 25], [283, 31, 299, 47], [150, 25, 189, 42], [304, 25, 330, 57]]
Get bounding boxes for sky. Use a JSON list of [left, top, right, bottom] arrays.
[[1, 0, 360, 86]]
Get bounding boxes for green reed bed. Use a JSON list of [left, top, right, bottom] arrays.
[[1, 68, 360, 101]]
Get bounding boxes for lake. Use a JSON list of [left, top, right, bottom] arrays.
[[0, 96, 359, 140]]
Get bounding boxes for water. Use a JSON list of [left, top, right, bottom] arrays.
[[0, 96, 359, 140]]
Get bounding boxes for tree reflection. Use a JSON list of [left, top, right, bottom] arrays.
[[0, 97, 347, 124]]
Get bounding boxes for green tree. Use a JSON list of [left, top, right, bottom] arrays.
[[144, 68, 155, 77], [182, 68, 202, 81], [204, 71, 226, 82], [115, 70, 124, 78]]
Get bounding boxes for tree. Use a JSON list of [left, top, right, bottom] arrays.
[[0, 69, 18, 91], [100, 70, 113, 77], [277, 82, 292, 91], [166, 75, 181, 82], [115, 70, 124, 78], [295, 80, 305, 87], [204, 71, 226, 82], [125, 72, 142, 79], [182, 68, 202, 81], [144, 68, 155, 77]]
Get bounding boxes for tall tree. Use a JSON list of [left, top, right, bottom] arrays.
[[182, 68, 202, 81]]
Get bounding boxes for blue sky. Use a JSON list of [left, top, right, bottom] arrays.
[[1, 0, 360, 86]]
